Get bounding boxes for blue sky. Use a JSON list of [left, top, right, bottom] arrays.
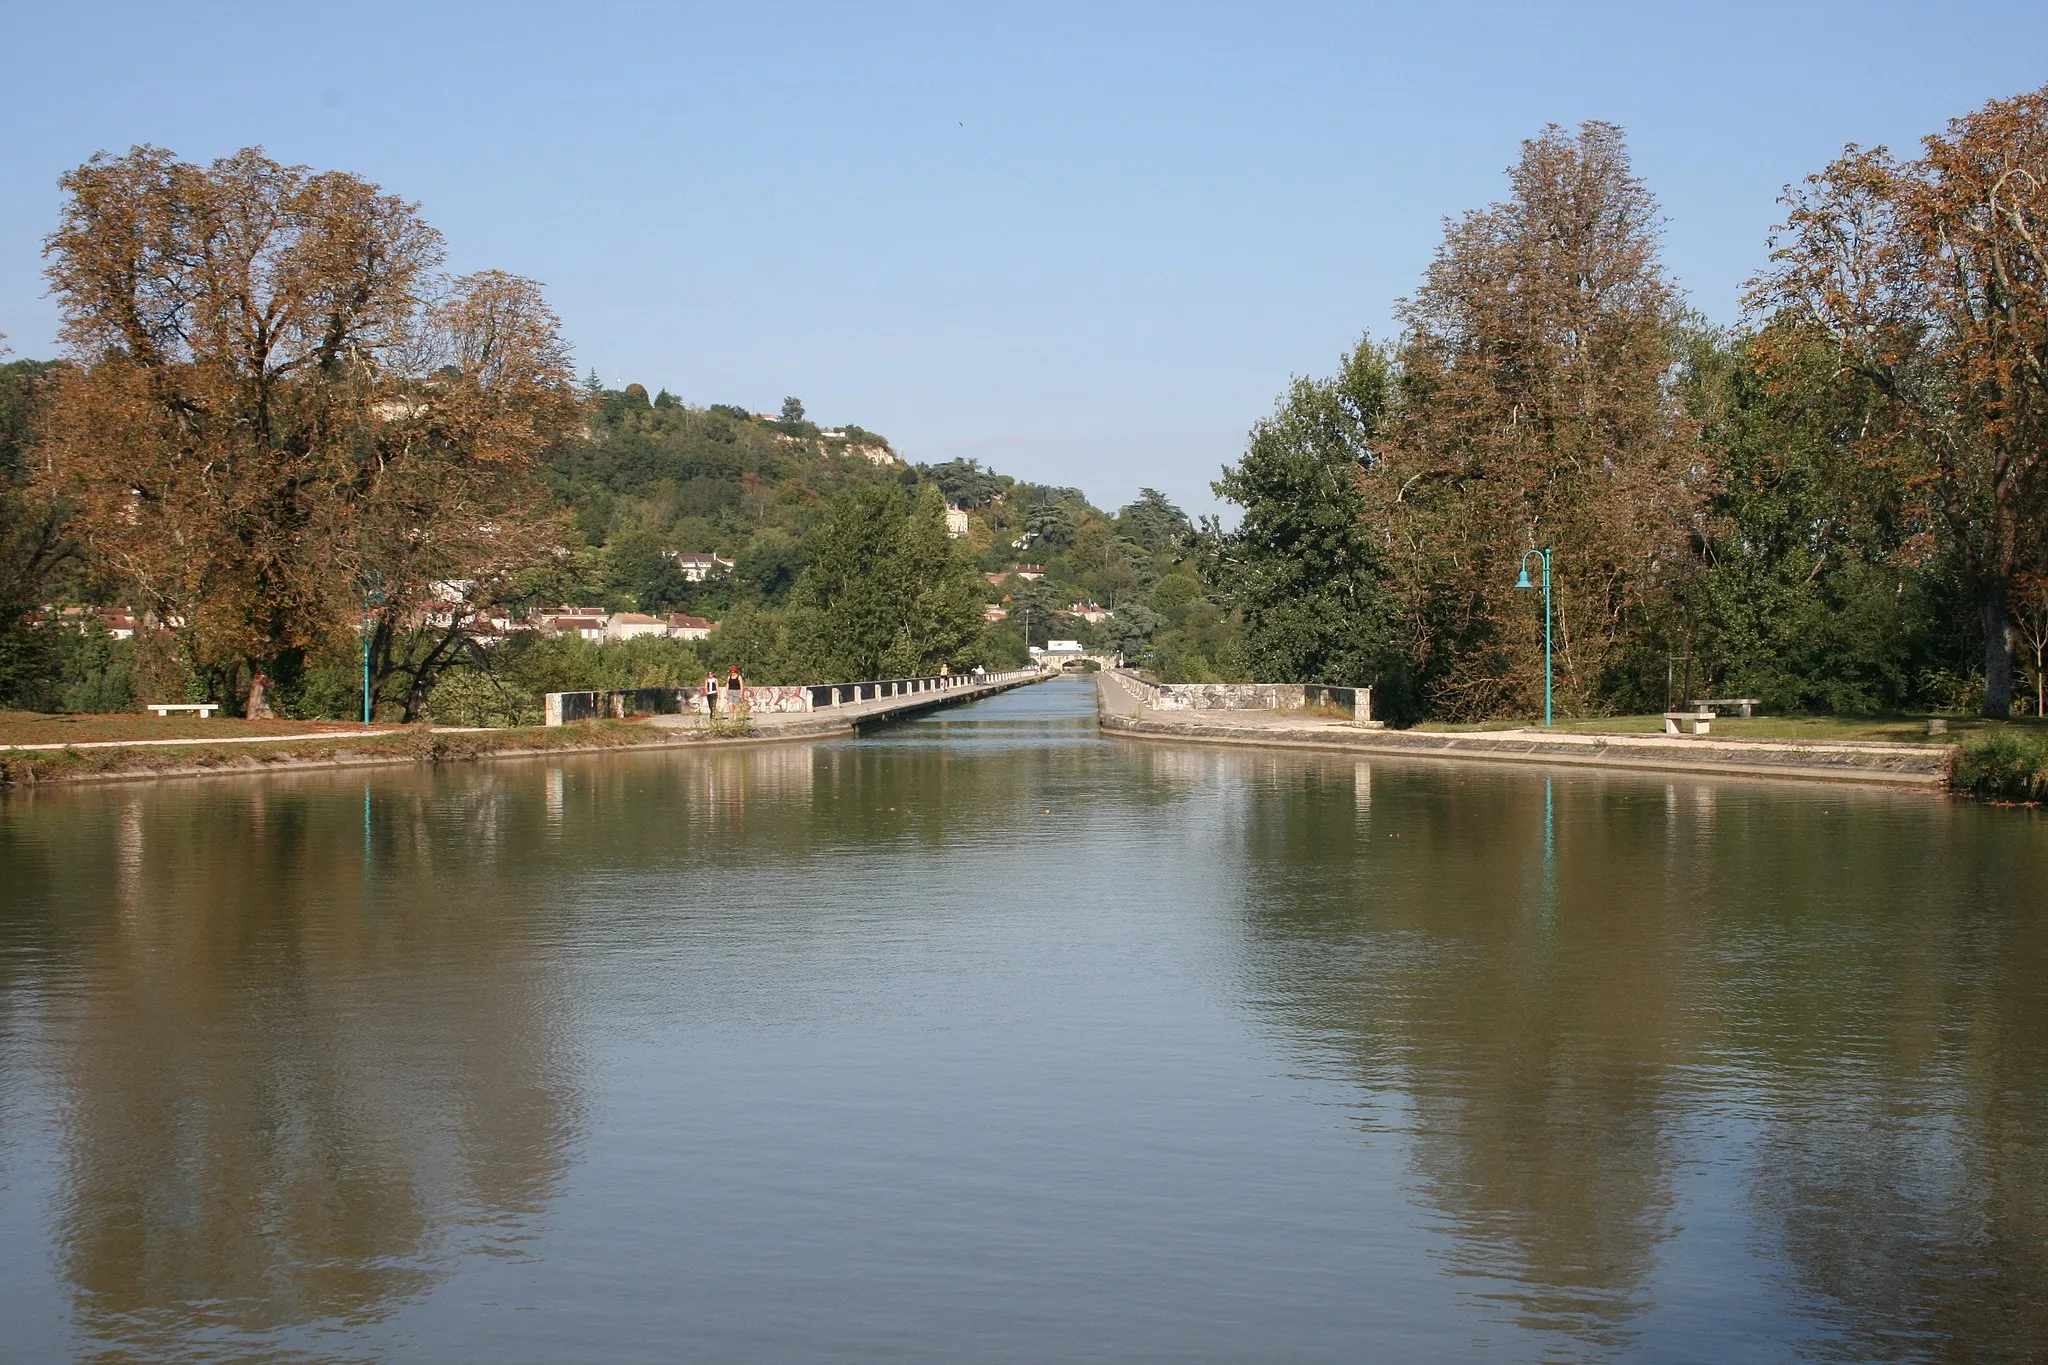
[[3, 1, 2045, 517]]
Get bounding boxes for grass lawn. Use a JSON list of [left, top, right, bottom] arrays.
[[0, 709, 398, 748], [1412, 712, 2048, 744]]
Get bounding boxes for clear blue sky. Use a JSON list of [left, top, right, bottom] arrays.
[[3, 1, 2045, 518]]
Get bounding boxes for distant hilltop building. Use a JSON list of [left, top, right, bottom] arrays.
[[1014, 564, 1046, 581], [664, 551, 735, 582], [665, 614, 715, 640], [946, 506, 971, 538]]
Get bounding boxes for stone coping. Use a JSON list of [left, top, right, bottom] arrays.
[[1094, 676, 1952, 788]]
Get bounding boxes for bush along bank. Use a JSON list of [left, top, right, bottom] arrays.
[[1952, 731, 2048, 803]]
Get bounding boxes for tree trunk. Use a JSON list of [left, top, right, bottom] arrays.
[[1980, 579, 2014, 719], [246, 667, 279, 719]]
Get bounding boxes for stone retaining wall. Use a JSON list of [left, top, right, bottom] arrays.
[[1148, 682, 1307, 711]]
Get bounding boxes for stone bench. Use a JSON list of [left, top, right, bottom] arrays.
[[1690, 697, 1761, 718], [1664, 710, 1712, 736], [146, 702, 219, 718]]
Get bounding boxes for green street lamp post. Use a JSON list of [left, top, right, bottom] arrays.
[[361, 576, 383, 725], [1515, 547, 1553, 728]]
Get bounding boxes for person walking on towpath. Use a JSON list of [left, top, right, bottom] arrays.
[[727, 665, 748, 718], [702, 669, 720, 718]]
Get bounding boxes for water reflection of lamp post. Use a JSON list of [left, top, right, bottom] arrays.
[[1515, 548, 1553, 728]]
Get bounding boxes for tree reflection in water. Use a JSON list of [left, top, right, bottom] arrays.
[[1204, 750, 2048, 1359]]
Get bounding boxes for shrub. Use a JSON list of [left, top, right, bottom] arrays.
[[1953, 731, 2048, 802]]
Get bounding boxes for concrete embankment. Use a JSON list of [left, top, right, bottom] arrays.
[[643, 669, 1046, 738], [1, 671, 1050, 789], [1094, 672, 1953, 789]]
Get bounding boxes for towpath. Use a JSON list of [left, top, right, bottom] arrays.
[[1094, 671, 1952, 788]]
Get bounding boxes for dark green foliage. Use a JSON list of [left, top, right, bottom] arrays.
[[788, 484, 985, 679], [1115, 490, 1191, 559], [921, 458, 1012, 509], [1953, 731, 2048, 802], [0, 360, 72, 705], [1676, 329, 1959, 714], [733, 529, 805, 604], [604, 529, 695, 615], [1213, 338, 1406, 708]]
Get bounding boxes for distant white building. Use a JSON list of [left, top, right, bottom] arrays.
[[605, 612, 668, 642], [542, 612, 608, 642], [665, 552, 734, 582], [946, 506, 971, 538], [666, 614, 716, 641]]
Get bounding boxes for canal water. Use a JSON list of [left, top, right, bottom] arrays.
[[1, 679, 2044, 1362]]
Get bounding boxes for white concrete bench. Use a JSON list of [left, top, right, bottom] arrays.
[[146, 702, 219, 718], [1664, 710, 1712, 736], [1690, 697, 1761, 718]]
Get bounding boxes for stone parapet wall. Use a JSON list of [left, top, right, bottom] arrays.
[[739, 686, 811, 714], [1096, 698, 1953, 788], [1148, 682, 1307, 711]]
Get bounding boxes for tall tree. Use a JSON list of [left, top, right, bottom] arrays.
[[1752, 84, 2048, 717], [0, 352, 72, 702], [788, 483, 983, 679], [39, 147, 577, 715], [1215, 336, 1405, 701], [1679, 325, 1944, 712], [1372, 122, 1703, 719]]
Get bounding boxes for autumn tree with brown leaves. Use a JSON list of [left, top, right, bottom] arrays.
[[39, 147, 578, 716], [1753, 86, 2048, 718], [1368, 122, 1702, 719]]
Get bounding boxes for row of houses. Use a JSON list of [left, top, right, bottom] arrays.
[[480, 608, 717, 644], [38, 603, 716, 647], [981, 599, 1112, 625], [38, 605, 149, 638]]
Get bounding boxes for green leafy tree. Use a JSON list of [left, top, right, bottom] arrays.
[[788, 483, 984, 679], [0, 355, 72, 703], [1677, 326, 1948, 712], [1115, 489, 1192, 558], [1215, 336, 1407, 704]]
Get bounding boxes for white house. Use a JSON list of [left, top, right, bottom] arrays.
[[666, 614, 716, 641], [666, 552, 734, 583], [605, 612, 669, 642], [540, 610, 609, 641], [945, 506, 971, 538]]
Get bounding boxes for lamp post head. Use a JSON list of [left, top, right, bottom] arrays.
[[1515, 567, 1533, 590]]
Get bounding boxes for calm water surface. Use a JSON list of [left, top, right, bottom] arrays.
[[2, 679, 2045, 1362]]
